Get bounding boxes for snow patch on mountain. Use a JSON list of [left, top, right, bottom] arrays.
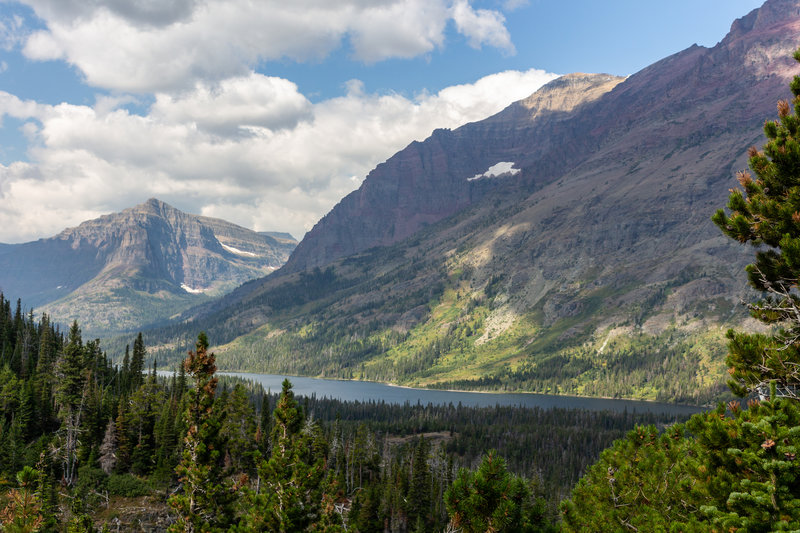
[[220, 243, 259, 257], [468, 162, 520, 181], [181, 283, 206, 294]]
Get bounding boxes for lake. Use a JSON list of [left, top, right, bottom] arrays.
[[218, 372, 705, 416]]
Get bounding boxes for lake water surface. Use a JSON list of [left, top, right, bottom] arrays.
[[219, 372, 705, 416]]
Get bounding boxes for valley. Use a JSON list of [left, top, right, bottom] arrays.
[[134, 2, 800, 404], [4, 0, 800, 530]]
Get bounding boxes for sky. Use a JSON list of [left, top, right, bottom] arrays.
[[0, 0, 765, 244]]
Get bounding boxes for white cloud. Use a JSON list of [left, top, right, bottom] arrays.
[[151, 74, 313, 136], [0, 91, 46, 121], [0, 13, 27, 51], [348, 0, 449, 63], [0, 67, 557, 243], [18, 0, 515, 92], [451, 0, 514, 53]]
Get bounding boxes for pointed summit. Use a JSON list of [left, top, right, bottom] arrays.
[[0, 201, 297, 336]]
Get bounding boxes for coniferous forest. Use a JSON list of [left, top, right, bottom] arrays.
[[0, 291, 685, 531]]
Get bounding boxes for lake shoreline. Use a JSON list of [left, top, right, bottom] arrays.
[[209, 370, 706, 416]]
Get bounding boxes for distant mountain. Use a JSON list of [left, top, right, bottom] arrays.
[[0, 199, 296, 336], [146, 0, 798, 403], [259, 231, 297, 242]]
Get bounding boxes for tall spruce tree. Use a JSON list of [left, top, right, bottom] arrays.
[[55, 321, 86, 486], [713, 48, 800, 397], [238, 379, 334, 532], [130, 333, 145, 391]]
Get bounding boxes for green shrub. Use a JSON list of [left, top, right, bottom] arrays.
[[107, 473, 150, 497]]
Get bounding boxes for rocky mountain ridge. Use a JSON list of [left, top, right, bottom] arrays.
[[284, 72, 626, 272], [0, 199, 296, 335]]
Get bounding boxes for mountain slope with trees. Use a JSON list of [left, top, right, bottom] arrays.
[[563, 48, 800, 529], [137, 0, 800, 404]]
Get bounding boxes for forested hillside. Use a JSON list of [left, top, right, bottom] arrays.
[[0, 292, 688, 531]]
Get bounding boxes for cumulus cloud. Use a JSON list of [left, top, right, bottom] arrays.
[[151, 74, 313, 136], [451, 0, 514, 53], [18, 0, 515, 92], [348, 0, 450, 63], [0, 68, 558, 243]]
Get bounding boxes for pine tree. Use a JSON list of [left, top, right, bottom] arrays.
[[407, 436, 431, 529], [561, 424, 707, 532], [55, 321, 86, 486], [114, 402, 132, 473], [712, 48, 800, 397], [168, 332, 234, 532], [121, 344, 130, 393], [130, 333, 145, 391], [0, 466, 44, 532], [446, 450, 554, 533], [687, 391, 800, 531], [219, 383, 257, 475], [239, 379, 333, 532]]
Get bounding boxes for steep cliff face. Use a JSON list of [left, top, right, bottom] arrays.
[[285, 0, 798, 275], [54, 198, 294, 291], [284, 73, 625, 271], [0, 199, 296, 335]]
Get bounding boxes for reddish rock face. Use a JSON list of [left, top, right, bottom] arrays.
[[284, 0, 800, 273], [285, 73, 625, 272]]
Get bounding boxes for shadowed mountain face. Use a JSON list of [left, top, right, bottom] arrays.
[[132, 0, 800, 401], [0, 199, 296, 335]]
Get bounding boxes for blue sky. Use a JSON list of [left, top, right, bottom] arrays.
[[0, 0, 765, 242]]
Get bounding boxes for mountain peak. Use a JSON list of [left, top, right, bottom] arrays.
[[752, 0, 800, 30], [143, 197, 167, 208], [726, 0, 800, 42], [133, 197, 180, 217], [0, 201, 298, 335], [518, 73, 625, 120]]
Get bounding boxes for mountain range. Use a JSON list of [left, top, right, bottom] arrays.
[[7, 0, 798, 404], [0, 198, 296, 336], [124, 0, 800, 404]]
